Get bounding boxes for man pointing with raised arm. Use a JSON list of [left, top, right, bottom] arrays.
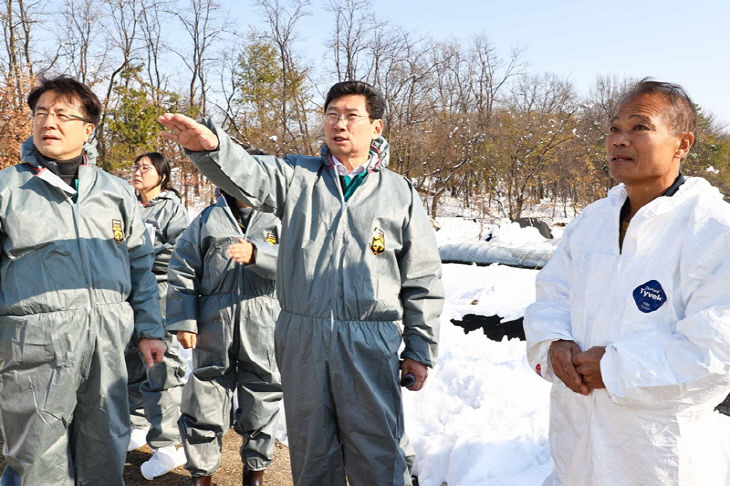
[[159, 80, 443, 486]]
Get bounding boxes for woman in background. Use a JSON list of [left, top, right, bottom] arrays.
[[127, 152, 190, 480]]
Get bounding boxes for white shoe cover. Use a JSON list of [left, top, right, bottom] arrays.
[[140, 445, 187, 480], [127, 426, 150, 452]]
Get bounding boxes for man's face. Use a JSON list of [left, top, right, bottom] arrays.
[[606, 92, 692, 188], [32, 91, 95, 161], [324, 94, 383, 166]]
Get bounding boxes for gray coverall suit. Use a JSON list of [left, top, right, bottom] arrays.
[[185, 120, 444, 486], [166, 195, 282, 476], [125, 191, 189, 448], [0, 139, 165, 485]]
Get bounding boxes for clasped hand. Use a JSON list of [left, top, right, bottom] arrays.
[[227, 238, 254, 264], [549, 340, 606, 395]]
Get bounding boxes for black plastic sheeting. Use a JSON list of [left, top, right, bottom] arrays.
[[451, 314, 525, 341]]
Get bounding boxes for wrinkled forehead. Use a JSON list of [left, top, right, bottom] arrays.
[[613, 92, 674, 122]]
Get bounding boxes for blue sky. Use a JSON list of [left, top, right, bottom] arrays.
[[225, 0, 730, 127]]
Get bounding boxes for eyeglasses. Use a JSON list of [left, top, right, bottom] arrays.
[[132, 165, 155, 174], [33, 110, 91, 124], [323, 112, 370, 125]]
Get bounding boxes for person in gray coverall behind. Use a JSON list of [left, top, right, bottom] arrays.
[[126, 152, 190, 480], [0, 75, 167, 486], [159, 80, 443, 486], [166, 189, 283, 486]]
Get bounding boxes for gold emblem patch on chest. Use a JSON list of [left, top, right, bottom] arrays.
[[112, 219, 125, 244], [371, 227, 385, 255], [265, 232, 278, 245]]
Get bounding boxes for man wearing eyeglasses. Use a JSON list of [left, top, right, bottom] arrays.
[[0, 75, 167, 485], [158, 80, 442, 486]]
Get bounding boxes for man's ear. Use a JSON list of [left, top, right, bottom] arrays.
[[371, 119, 383, 139], [676, 132, 694, 159], [85, 123, 95, 140]]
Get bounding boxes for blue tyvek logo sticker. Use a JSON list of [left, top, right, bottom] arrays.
[[633, 280, 667, 313]]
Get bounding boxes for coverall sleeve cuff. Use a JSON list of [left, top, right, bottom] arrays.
[[401, 335, 436, 367], [245, 243, 278, 280], [136, 327, 166, 340], [528, 339, 559, 383], [166, 320, 199, 335]]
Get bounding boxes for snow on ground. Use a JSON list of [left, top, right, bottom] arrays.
[[402, 218, 555, 486]]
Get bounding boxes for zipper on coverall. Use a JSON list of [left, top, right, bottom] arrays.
[[329, 166, 350, 332]]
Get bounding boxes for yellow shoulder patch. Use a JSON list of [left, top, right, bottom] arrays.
[[371, 227, 385, 255], [112, 219, 125, 244]]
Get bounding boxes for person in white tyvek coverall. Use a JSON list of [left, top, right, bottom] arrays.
[[158, 80, 443, 486], [0, 76, 167, 486], [524, 79, 730, 486]]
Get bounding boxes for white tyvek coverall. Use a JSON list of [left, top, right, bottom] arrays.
[[166, 195, 282, 475], [525, 177, 730, 486], [0, 139, 164, 485], [125, 191, 189, 448], [184, 120, 443, 486]]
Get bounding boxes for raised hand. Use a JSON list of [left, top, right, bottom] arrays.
[[158, 113, 219, 152]]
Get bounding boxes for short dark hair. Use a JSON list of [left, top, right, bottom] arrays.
[[27, 75, 101, 125], [134, 152, 181, 198], [324, 80, 385, 120], [618, 78, 697, 138]]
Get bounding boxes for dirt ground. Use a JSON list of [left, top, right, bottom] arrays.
[[0, 428, 294, 486]]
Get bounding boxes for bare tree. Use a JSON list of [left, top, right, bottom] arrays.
[[326, 0, 382, 81], [492, 74, 578, 219], [0, 0, 42, 103], [170, 0, 229, 113], [139, 0, 171, 102], [256, 0, 311, 150], [213, 43, 247, 141], [93, 0, 145, 164], [59, 0, 110, 85], [15, 0, 40, 75], [470, 35, 524, 123]]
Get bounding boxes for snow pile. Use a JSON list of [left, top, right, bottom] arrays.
[[484, 221, 555, 251], [436, 217, 560, 251], [404, 262, 552, 486], [435, 217, 488, 245]]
